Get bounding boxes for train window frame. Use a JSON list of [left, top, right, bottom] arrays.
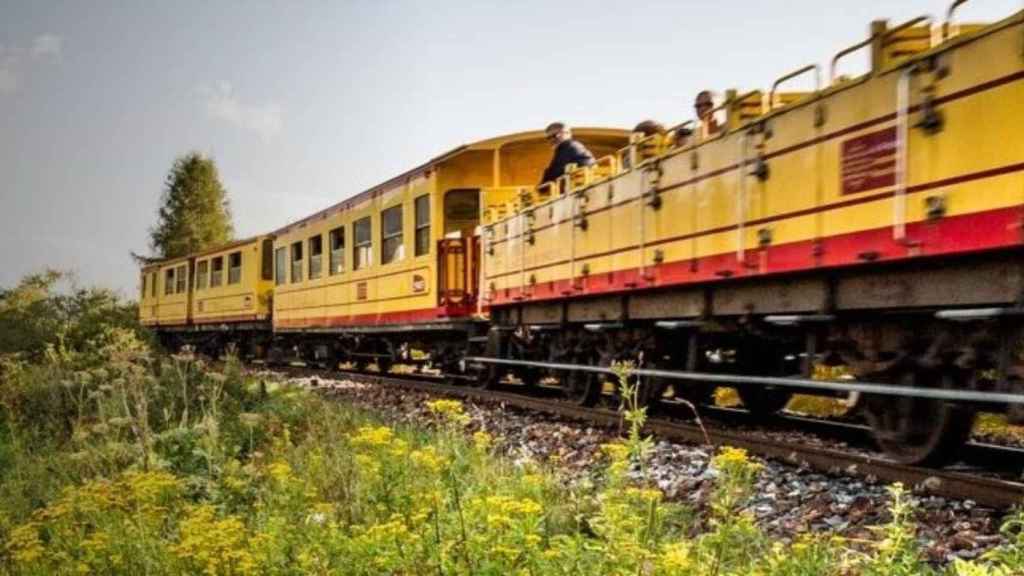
[[354, 217, 372, 270], [261, 238, 274, 281], [164, 268, 175, 295], [414, 194, 430, 257], [176, 265, 187, 294], [196, 260, 209, 291], [228, 251, 242, 285], [211, 256, 224, 287], [329, 226, 345, 275], [309, 235, 323, 280], [274, 247, 287, 286], [443, 188, 480, 235], [381, 205, 404, 265], [291, 241, 304, 283]]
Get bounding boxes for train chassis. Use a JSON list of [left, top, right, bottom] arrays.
[[154, 254, 1024, 467], [159, 311, 1024, 467], [474, 250, 1024, 466]]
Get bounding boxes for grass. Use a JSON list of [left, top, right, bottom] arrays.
[[0, 336, 1022, 574]]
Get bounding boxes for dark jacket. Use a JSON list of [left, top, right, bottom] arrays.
[[539, 139, 595, 186]]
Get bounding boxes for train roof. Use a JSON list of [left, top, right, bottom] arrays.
[[273, 127, 629, 236], [140, 234, 272, 270]]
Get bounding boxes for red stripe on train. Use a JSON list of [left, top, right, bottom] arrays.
[[489, 205, 1024, 306]]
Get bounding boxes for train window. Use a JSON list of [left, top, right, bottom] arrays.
[[140, 274, 146, 299], [228, 252, 242, 284], [176, 265, 187, 294], [210, 256, 223, 284], [261, 238, 274, 281], [329, 226, 345, 275], [274, 247, 287, 286], [151, 272, 156, 297], [211, 257, 223, 287], [415, 195, 430, 256], [381, 205, 404, 265], [354, 217, 372, 270], [291, 241, 304, 283], [165, 268, 175, 295], [444, 189, 480, 234], [196, 260, 209, 291], [309, 235, 323, 280]]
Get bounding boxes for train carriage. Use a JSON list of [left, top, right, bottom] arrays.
[[479, 8, 1024, 464], [140, 236, 276, 354], [140, 257, 192, 328], [269, 128, 628, 369]]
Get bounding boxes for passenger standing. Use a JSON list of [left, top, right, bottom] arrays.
[[539, 122, 596, 187], [695, 90, 721, 138], [632, 119, 666, 137]]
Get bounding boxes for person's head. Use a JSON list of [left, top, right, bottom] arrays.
[[633, 120, 666, 137], [545, 122, 571, 146], [694, 91, 714, 119]]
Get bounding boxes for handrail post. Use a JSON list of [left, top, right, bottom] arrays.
[[894, 65, 914, 242], [737, 132, 749, 263], [831, 36, 875, 82], [769, 64, 821, 110], [944, 0, 970, 40]]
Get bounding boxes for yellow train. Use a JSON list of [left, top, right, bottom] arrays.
[[140, 236, 276, 350], [141, 2, 1024, 465]]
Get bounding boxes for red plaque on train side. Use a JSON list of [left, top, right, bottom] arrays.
[[840, 126, 897, 195]]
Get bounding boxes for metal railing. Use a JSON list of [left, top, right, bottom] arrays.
[[467, 356, 1024, 405]]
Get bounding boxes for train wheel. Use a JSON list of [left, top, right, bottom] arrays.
[[864, 371, 974, 466], [516, 366, 542, 389], [736, 386, 793, 417], [674, 383, 715, 408], [471, 362, 499, 389], [566, 370, 601, 407]]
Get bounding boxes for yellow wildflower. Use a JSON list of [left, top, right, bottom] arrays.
[[351, 425, 395, 448], [473, 430, 493, 451]]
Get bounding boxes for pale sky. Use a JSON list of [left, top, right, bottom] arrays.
[[2, 0, 1020, 296]]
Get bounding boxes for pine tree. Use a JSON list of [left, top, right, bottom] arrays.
[[149, 152, 234, 258]]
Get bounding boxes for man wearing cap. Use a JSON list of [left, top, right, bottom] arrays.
[[539, 122, 595, 187]]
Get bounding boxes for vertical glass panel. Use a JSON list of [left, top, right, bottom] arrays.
[[414, 195, 430, 256], [291, 241, 303, 283], [381, 205, 403, 264], [309, 235, 323, 280], [274, 247, 287, 286], [329, 227, 345, 274], [354, 217, 372, 270], [228, 252, 242, 284]]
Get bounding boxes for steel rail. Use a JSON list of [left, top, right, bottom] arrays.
[[309, 368, 1024, 509], [465, 356, 1024, 405]]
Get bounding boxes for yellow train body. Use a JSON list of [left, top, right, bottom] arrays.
[[272, 129, 627, 330], [483, 13, 1024, 311], [138, 236, 275, 328], [191, 236, 275, 325], [140, 257, 191, 327]]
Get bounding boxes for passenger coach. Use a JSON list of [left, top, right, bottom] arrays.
[[139, 235, 276, 355], [269, 128, 628, 370]]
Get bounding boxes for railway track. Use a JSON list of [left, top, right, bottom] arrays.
[[274, 365, 1024, 510]]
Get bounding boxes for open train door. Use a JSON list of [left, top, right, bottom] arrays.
[[438, 188, 481, 315], [438, 236, 481, 315]]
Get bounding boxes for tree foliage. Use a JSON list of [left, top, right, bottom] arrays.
[[149, 152, 234, 259], [0, 270, 142, 360]]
